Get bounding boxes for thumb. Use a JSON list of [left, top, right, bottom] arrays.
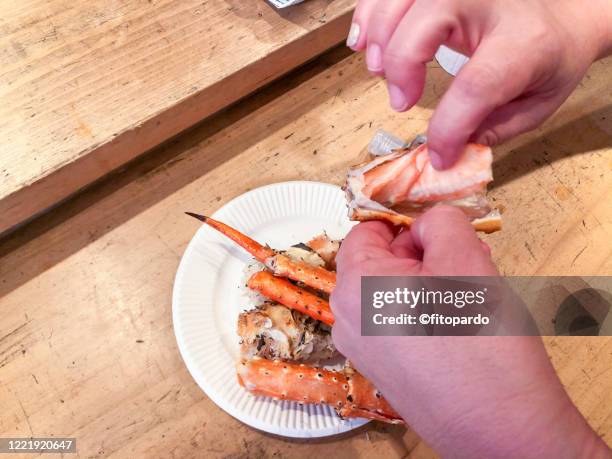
[[411, 205, 498, 276], [335, 221, 395, 272]]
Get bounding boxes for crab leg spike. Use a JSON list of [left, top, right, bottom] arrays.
[[236, 359, 404, 424], [247, 271, 335, 326], [185, 213, 275, 262], [267, 254, 336, 295]]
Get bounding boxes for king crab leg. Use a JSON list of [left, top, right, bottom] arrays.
[[247, 271, 334, 326], [237, 358, 403, 424], [186, 213, 336, 293]]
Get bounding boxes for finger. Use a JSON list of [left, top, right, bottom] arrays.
[[411, 205, 498, 276], [382, 3, 454, 112], [365, 0, 416, 74], [347, 0, 380, 50], [427, 38, 537, 169], [470, 93, 567, 146], [480, 240, 491, 256], [335, 221, 395, 271], [390, 229, 422, 259]]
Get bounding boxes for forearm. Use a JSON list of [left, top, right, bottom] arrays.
[[351, 337, 612, 459], [389, 374, 611, 459]]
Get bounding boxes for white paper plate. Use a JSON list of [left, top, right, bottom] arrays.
[[172, 181, 366, 438], [435, 45, 469, 76]]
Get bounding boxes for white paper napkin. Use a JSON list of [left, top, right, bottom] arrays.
[[267, 0, 305, 8], [435, 45, 469, 76]]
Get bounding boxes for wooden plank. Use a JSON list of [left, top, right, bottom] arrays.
[[0, 0, 354, 235], [1, 48, 611, 458]]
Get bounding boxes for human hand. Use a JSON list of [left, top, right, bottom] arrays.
[[331, 206, 610, 458], [346, 0, 612, 169]]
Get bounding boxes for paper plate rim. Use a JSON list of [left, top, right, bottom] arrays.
[[172, 181, 368, 438]]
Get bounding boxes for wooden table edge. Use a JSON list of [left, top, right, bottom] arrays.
[[0, 10, 353, 236]]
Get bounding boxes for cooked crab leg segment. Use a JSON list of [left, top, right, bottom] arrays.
[[267, 254, 336, 295], [186, 213, 338, 292], [247, 271, 335, 326], [237, 358, 348, 406], [185, 213, 275, 261], [339, 368, 402, 423], [236, 358, 403, 424], [345, 143, 502, 233]]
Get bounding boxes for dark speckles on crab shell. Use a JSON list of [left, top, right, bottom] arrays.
[[256, 335, 266, 351], [291, 243, 315, 253]]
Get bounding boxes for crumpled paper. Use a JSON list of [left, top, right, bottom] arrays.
[[368, 130, 427, 156], [267, 0, 305, 8]]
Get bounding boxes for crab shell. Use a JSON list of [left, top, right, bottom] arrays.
[[237, 303, 336, 362], [345, 143, 502, 233], [247, 271, 335, 326], [236, 358, 404, 424]]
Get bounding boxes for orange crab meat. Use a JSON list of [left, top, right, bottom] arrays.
[[345, 143, 501, 232]]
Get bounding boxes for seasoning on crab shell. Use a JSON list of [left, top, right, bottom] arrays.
[[236, 358, 403, 424]]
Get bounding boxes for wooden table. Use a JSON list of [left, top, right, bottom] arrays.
[[0, 0, 353, 235], [1, 43, 612, 459]]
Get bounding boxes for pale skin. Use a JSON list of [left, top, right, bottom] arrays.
[[334, 1, 612, 456], [332, 207, 611, 458], [346, 0, 612, 168]]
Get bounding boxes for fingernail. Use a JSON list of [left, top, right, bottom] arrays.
[[346, 22, 360, 48], [387, 84, 408, 111], [477, 130, 498, 146], [366, 43, 382, 72], [429, 150, 444, 169]]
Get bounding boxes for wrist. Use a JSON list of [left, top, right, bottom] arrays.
[[534, 400, 611, 459], [581, 429, 612, 459], [465, 383, 609, 459], [588, 0, 612, 59], [556, 0, 612, 61]]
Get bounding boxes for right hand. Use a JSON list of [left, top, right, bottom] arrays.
[[331, 206, 611, 458], [346, 0, 612, 169]]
